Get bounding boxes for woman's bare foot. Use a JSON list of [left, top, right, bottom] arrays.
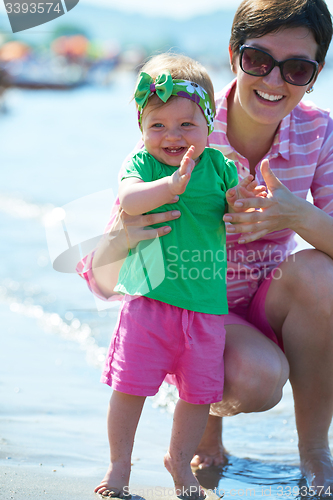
[[164, 451, 205, 498], [300, 446, 333, 496], [94, 462, 131, 497], [191, 416, 228, 469]]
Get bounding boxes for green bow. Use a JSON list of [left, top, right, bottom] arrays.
[[134, 71, 174, 109]]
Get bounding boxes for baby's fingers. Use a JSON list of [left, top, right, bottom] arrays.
[[238, 175, 254, 188], [184, 145, 195, 161], [177, 172, 191, 192], [179, 146, 195, 175], [253, 185, 268, 197]]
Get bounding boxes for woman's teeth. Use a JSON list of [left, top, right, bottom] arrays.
[[256, 90, 283, 101]]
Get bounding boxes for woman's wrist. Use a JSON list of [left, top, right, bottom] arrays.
[[92, 229, 129, 271], [288, 195, 333, 258], [287, 193, 327, 238], [286, 193, 308, 234]]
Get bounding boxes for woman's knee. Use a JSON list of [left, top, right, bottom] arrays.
[[220, 326, 289, 415], [277, 249, 333, 302]]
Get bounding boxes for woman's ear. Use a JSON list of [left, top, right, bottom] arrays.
[[306, 62, 325, 92], [229, 45, 236, 74]]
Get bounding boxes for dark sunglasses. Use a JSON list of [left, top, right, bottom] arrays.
[[239, 45, 319, 86]]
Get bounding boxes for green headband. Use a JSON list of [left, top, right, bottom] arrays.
[[134, 70, 215, 135]]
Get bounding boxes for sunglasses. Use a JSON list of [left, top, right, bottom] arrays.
[[239, 45, 319, 86]]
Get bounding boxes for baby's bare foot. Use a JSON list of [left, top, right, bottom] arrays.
[[300, 446, 333, 496], [94, 462, 131, 498], [164, 451, 205, 498]]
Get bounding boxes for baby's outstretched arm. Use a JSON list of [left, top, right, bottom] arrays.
[[226, 175, 267, 214], [119, 146, 196, 216]]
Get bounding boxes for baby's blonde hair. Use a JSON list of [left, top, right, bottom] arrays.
[[136, 52, 216, 114]]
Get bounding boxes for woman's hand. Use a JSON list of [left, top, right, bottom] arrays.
[[223, 159, 302, 243], [92, 201, 181, 298], [119, 202, 181, 249]]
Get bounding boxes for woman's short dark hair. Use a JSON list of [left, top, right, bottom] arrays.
[[230, 0, 333, 64]]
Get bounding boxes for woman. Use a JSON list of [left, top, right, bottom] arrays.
[[77, 0, 333, 493]]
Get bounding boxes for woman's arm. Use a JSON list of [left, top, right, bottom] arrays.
[[91, 207, 181, 298], [223, 160, 333, 259], [120, 146, 196, 216]]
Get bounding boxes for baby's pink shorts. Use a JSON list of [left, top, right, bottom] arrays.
[[101, 296, 226, 404]]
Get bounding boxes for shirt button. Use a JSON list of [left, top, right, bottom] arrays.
[[251, 283, 257, 289]]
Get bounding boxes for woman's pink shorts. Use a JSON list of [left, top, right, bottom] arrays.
[[101, 296, 226, 404], [226, 269, 284, 351]]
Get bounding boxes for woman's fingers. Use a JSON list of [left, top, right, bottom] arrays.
[[122, 210, 180, 227], [140, 210, 181, 226], [238, 227, 270, 244], [229, 195, 270, 211], [134, 225, 172, 241], [120, 209, 181, 247], [224, 164, 298, 242]]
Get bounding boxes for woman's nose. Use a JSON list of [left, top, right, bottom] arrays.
[[262, 66, 285, 87]]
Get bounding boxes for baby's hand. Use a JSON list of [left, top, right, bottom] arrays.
[[226, 175, 267, 213], [168, 146, 196, 195]]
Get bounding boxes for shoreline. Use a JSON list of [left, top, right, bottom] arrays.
[[0, 303, 174, 499], [1, 296, 322, 499]]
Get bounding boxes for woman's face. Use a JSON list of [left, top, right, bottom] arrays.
[[230, 27, 322, 129]]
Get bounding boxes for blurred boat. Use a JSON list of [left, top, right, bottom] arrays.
[[4, 58, 87, 90], [0, 38, 119, 90]]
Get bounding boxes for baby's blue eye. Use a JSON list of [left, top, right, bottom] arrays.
[[152, 123, 164, 128], [182, 122, 192, 127]]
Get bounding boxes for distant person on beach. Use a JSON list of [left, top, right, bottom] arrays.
[[90, 54, 267, 499], [77, 0, 333, 495]]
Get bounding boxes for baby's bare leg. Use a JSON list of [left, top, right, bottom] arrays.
[[95, 391, 146, 497], [164, 400, 210, 497]]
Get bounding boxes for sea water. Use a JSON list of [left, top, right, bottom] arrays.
[[1, 67, 333, 498]]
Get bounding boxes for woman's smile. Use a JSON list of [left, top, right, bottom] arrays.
[[255, 90, 285, 102]]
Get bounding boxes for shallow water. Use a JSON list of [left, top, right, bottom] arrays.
[[1, 69, 333, 498]]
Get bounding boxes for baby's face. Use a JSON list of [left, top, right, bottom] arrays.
[[141, 96, 208, 167]]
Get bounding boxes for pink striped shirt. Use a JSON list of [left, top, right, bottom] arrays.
[[77, 79, 333, 312]]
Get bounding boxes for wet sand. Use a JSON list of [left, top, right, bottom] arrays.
[[0, 303, 175, 499]]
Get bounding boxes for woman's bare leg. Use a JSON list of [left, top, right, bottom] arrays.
[[191, 324, 289, 468], [164, 400, 210, 497], [95, 391, 146, 497], [265, 249, 333, 493]]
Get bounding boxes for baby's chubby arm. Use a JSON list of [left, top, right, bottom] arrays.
[[119, 146, 196, 216], [226, 175, 267, 214]]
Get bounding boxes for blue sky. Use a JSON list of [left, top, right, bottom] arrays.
[[0, 0, 332, 19], [81, 0, 243, 18], [0, 0, 237, 19], [82, 0, 333, 18]]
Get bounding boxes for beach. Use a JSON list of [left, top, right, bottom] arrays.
[[0, 299, 305, 500], [0, 303, 177, 499], [1, 66, 333, 499]]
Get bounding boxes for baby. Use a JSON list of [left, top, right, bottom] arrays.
[[95, 53, 266, 500]]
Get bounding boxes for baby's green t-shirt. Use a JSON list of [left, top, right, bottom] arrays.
[[114, 147, 238, 314]]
